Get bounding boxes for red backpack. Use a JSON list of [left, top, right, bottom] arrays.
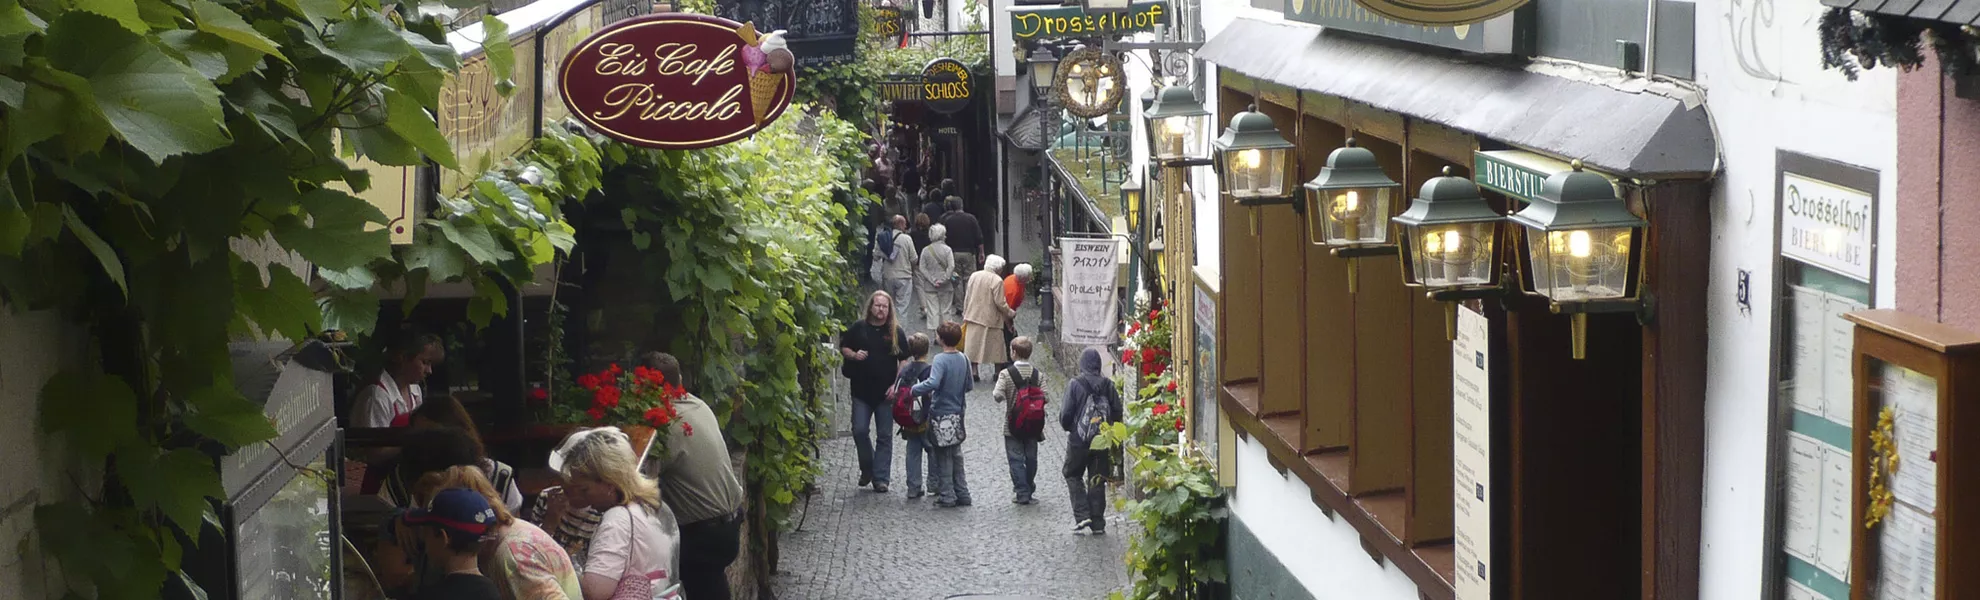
[[891, 362, 932, 432], [1007, 366, 1048, 440]]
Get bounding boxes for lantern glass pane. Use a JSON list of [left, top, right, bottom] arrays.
[[1314, 186, 1392, 245], [1151, 116, 1200, 161], [1224, 147, 1289, 199], [1527, 225, 1635, 301], [1415, 221, 1496, 287]]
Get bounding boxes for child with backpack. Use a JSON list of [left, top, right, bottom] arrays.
[[1059, 347, 1123, 534], [911, 322, 974, 508], [992, 337, 1046, 505], [891, 333, 936, 499]]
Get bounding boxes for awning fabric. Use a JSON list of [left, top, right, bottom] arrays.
[[1198, 17, 1717, 178], [1822, 0, 1980, 26]]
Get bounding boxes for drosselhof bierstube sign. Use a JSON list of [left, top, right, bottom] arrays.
[[558, 14, 797, 149]]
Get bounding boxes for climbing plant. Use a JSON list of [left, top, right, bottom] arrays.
[[0, 0, 603, 590], [1819, 7, 1980, 80]]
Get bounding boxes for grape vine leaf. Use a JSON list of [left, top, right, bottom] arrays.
[[271, 188, 390, 271], [46, 13, 231, 162], [319, 288, 381, 335], [435, 218, 514, 264], [38, 370, 140, 462], [233, 262, 321, 341], [61, 204, 127, 297], [480, 15, 514, 94], [315, 10, 410, 72], [404, 227, 469, 281], [72, 0, 147, 34], [118, 447, 225, 538], [318, 263, 378, 289], [190, 0, 286, 62], [184, 382, 278, 448], [382, 88, 456, 168]]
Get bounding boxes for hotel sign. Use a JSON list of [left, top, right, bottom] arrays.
[[1286, 0, 1530, 54], [1009, 1, 1167, 41], [558, 14, 797, 149], [920, 58, 972, 114]]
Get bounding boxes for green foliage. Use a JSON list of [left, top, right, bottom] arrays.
[[0, 0, 487, 594], [593, 105, 866, 529]]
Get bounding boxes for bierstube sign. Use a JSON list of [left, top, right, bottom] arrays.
[[559, 14, 797, 149]]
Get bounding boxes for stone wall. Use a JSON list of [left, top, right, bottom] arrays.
[[0, 308, 89, 599]]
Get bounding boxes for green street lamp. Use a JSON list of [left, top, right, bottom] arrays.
[[1393, 166, 1504, 338], [1509, 160, 1647, 360], [1211, 105, 1296, 235], [1143, 85, 1210, 166]]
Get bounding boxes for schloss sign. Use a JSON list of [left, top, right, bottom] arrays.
[[558, 14, 797, 149]]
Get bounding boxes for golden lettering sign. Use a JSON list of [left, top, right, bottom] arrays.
[[1009, 2, 1166, 40], [919, 58, 971, 114], [558, 14, 796, 149]]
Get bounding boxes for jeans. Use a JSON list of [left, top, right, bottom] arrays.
[[1004, 437, 1039, 500], [903, 432, 933, 493], [929, 441, 971, 503], [1063, 440, 1110, 529], [883, 277, 914, 327], [677, 510, 742, 600], [851, 397, 895, 484]]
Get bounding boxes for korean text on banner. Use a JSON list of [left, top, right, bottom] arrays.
[[1059, 237, 1121, 346]]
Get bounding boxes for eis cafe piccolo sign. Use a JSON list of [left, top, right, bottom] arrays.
[[558, 14, 797, 149]]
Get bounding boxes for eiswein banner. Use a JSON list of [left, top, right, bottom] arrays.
[[558, 14, 797, 149]]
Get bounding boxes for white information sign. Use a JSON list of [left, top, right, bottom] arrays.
[[1451, 304, 1491, 600], [1058, 237, 1122, 346], [1780, 172, 1875, 282]]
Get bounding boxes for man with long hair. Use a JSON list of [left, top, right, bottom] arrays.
[[838, 290, 910, 492]]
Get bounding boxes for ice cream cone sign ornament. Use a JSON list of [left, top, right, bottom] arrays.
[[737, 23, 795, 126], [557, 14, 798, 149]]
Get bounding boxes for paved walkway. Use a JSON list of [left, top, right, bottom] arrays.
[[775, 295, 1128, 600]]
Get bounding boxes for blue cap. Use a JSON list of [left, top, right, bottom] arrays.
[[404, 488, 496, 538]]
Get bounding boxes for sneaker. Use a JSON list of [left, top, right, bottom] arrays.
[[956, 498, 972, 506], [873, 483, 889, 493], [934, 499, 958, 508], [857, 473, 872, 487], [1018, 497, 1036, 505], [1071, 519, 1092, 533], [906, 488, 924, 499], [1090, 527, 1107, 535]]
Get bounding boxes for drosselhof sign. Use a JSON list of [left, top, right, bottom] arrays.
[[558, 14, 797, 149], [921, 58, 971, 114], [1009, 1, 1166, 41]]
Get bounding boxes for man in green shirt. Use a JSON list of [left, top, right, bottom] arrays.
[[639, 352, 747, 600]]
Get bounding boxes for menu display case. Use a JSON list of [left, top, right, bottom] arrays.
[[1843, 310, 1980, 600]]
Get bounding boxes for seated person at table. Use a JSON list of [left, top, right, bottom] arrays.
[[352, 330, 445, 428], [382, 426, 484, 509], [404, 395, 524, 513], [403, 488, 504, 600], [553, 427, 683, 600], [414, 465, 582, 600]]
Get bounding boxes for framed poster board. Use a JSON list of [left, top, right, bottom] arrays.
[[1765, 150, 1880, 599]]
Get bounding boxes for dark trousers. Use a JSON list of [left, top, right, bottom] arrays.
[[678, 510, 743, 600], [1005, 436, 1039, 499], [1063, 440, 1110, 530]]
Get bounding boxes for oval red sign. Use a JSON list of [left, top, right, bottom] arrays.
[[558, 14, 797, 149]]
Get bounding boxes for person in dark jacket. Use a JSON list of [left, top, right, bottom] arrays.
[[839, 290, 910, 492], [1059, 348, 1123, 534]]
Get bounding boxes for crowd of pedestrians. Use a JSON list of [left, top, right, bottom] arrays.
[[841, 188, 1125, 533]]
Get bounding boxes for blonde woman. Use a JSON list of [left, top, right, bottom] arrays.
[[838, 290, 910, 492], [413, 466, 582, 600], [553, 428, 682, 600]]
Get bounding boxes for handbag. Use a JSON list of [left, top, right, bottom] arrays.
[[929, 413, 966, 448]]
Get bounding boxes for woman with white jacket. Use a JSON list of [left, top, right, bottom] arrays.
[[916, 224, 956, 331]]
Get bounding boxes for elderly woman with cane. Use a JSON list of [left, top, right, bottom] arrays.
[[962, 254, 1016, 381]]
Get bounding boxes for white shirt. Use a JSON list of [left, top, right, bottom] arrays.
[[351, 371, 423, 428], [586, 503, 679, 589]]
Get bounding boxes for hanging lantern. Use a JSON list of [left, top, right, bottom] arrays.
[[1509, 160, 1648, 359], [1302, 139, 1402, 248], [1143, 85, 1210, 165]]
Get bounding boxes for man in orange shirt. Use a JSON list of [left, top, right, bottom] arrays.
[[998, 263, 1034, 372]]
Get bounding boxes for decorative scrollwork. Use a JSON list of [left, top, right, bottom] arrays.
[[1161, 49, 1193, 86], [1055, 46, 1128, 119]]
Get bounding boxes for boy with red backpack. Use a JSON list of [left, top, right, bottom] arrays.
[[992, 337, 1047, 505], [890, 333, 937, 499]]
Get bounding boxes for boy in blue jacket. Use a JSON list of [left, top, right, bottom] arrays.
[[912, 322, 975, 507]]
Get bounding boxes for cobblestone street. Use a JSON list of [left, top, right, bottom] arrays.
[[775, 294, 1129, 600]]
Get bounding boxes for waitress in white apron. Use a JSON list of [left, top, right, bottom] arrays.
[[352, 331, 446, 428]]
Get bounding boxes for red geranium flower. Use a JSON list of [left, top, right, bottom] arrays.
[[1149, 310, 1161, 321], [1165, 381, 1177, 392], [1152, 403, 1171, 416], [1174, 417, 1185, 431], [1128, 322, 1142, 335], [609, 363, 623, 375], [587, 407, 606, 421], [1141, 347, 1158, 363], [644, 406, 673, 428], [577, 374, 600, 390], [683, 424, 694, 436], [528, 388, 550, 404], [593, 386, 622, 409], [1121, 349, 1135, 364]]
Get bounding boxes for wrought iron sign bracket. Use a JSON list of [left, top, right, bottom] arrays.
[[1234, 195, 1301, 212], [1102, 40, 1202, 51], [1329, 246, 1398, 258]]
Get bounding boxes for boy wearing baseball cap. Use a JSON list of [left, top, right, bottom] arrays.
[[403, 488, 503, 600]]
